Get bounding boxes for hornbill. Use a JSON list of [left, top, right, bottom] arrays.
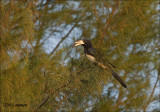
[[74, 39, 127, 88]]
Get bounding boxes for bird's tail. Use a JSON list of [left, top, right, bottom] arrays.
[[110, 69, 127, 88], [98, 62, 127, 88]]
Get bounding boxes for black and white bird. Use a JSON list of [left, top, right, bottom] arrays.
[[74, 39, 127, 88]]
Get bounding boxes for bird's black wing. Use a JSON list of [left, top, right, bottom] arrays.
[[87, 47, 96, 56]]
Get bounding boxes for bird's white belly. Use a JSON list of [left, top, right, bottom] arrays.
[[86, 54, 96, 62]]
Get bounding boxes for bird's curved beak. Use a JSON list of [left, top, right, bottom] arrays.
[[74, 40, 84, 47]]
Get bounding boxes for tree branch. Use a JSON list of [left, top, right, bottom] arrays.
[[143, 69, 160, 111], [39, 29, 60, 47], [35, 95, 49, 112], [48, 17, 82, 58], [98, 0, 119, 45], [35, 66, 92, 111]]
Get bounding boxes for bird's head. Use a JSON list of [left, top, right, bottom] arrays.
[[74, 39, 92, 48]]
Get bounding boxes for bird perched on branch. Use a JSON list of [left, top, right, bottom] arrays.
[[74, 39, 127, 88]]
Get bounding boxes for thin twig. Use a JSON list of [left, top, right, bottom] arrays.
[[35, 95, 49, 112]]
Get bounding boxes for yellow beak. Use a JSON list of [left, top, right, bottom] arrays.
[[74, 40, 84, 47]]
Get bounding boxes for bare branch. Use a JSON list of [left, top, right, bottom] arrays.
[[39, 29, 60, 46], [48, 18, 82, 57]]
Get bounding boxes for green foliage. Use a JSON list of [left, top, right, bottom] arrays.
[[0, 0, 159, 111]]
